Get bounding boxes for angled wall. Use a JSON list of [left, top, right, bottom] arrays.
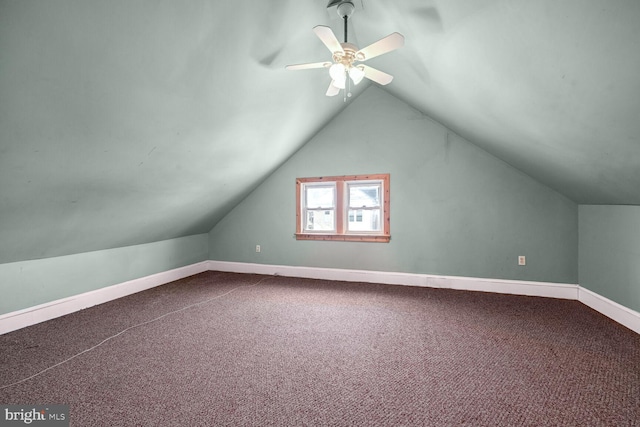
[[0, 234, 208, 315], [579, 205, 640, 312], [209, 87, 578, 284]]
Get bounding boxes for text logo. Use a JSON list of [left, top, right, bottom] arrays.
[[0, 405, 68, 426]]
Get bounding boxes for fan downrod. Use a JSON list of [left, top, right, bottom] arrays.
[[335, 1, 355, 43]]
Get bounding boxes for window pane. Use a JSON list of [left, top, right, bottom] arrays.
[[347, 209, 381, 232], [349, 184, 380, 208], [305, 210, 335, 231], [305, 185, 335, 209]]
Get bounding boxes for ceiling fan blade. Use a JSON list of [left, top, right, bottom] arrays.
[[313, 25, 345, 55], [326, 81, 340, 97], [285, 62, 332, 71], [361, 65, 394, 85], [356, 32, 404, 61]]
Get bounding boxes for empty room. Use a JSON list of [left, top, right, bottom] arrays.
[[1, 0, 639, 425]]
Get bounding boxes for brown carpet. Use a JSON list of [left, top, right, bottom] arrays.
[[1, 271, 639, 426]]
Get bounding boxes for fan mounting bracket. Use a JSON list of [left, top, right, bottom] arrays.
[[326, 0, 364, 19]]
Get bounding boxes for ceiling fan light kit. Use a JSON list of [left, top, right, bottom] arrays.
[[285, 0, 404, 99]]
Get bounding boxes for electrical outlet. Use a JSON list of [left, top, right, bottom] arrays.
[[518, 256, 526, 266], [256, 245, 261, 253]]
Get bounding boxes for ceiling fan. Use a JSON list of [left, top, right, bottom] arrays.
[[285, 1, 404, 97]]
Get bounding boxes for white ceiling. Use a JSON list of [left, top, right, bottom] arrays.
[[1, 0, 639, 262]]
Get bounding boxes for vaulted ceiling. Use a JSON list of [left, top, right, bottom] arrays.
[[1, 0, 639, 263]]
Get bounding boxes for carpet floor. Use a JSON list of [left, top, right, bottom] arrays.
[[1, 271, 639, 426]]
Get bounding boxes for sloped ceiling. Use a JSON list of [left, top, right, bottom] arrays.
[[1, 0, 639, 263]]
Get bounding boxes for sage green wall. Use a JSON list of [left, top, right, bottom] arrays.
[[0, 233, 208, 315], [209, 88, 578, 284], [579, 205, 640, 312]]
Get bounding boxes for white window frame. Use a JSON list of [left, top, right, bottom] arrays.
[[301, 182, 337, 233], [345, 180, 384, 235]]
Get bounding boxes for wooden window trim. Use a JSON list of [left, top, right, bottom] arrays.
[[296, 174, 390, 243]]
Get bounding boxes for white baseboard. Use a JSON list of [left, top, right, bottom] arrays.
[[0, 261, 209, 335], [206, 261, 579, 299], [208, 260, 639, 334], [2, 260, 638, 337], [578, 287, 640, 335]]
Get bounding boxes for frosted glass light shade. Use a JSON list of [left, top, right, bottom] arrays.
[[329, 63, 346, 86], [349, 66, 365, 85], [333, 78, 345, 89]]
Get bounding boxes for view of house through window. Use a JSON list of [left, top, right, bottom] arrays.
[[303, 183, 336, 232], [347, 182, 382, 232], [296, 174, 390, 242]]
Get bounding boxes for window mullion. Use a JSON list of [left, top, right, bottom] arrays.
[[336, 181, 345, 235]]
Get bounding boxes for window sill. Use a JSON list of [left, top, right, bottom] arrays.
[[295, 233, 391, 243]]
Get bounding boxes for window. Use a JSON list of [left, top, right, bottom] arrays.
[[296, 174, 390, 242]]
